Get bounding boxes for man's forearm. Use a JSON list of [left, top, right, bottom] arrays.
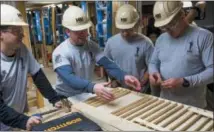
[[185, 66, 213, 87], [32, 69, 62, 104], [97, 57, 126, 83], [0, 97, 29, 130], [185, 9, 197, 24], [56, 65, 95, 93]]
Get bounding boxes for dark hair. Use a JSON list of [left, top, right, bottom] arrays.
[[0, 26, 10, 31], [147, 17, 161, 37]]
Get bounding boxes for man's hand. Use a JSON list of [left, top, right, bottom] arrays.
[[161, 78, 184, 89], [149, 72, 162, 87], [124, 75, 141, 91], [141, 72, 149, 86], [93, 82, 115, 101], [26, 116, 42, 130]]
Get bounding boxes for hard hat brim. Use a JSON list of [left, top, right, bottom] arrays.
[[116, 21, 136, 29], [64, 21, 92, 31], [1, 21, 28, 26], [154, 9, 180, 28]]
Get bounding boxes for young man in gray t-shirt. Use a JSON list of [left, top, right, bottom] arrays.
[[104, 4, 154, 93], [52, 6, 142, 104], [0, 4, 69, 131]]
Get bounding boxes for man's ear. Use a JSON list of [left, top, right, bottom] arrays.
[[134, 20, 140, 31], [65, 28, 70, 36], [180, 9, 186, 19], [0, 31, 3, 41]]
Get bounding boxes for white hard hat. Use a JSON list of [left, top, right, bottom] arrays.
[[183, 1, 193, 8], [153, 1, 183, 27], [115, 4, 139, 29], [62, 5, 92, 31], [1, 4, 28, 26]]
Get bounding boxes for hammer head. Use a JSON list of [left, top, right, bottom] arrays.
[[61, 99, 72, 112]]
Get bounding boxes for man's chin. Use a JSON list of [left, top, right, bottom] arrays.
[[12, 47, 20, 52], [124, 37, 134, 42], [75, 43, 85, 46]]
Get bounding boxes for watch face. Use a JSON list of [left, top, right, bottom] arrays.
[[183, 80, 190, 87]]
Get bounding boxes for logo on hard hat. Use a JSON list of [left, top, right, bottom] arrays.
[[155, 14, 161, 19], [76, 17, 84, 23], [121, 18, 127, 22]]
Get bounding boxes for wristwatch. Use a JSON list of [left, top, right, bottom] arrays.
[[182, 78, 190, 87]]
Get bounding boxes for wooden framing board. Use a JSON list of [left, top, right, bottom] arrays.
[[111, 96, 151, 116], [26, 88, 213, 131], [83, 87, 213, 131], [73, 102, 152, 131], [186, 117, 210, 131], [134, 118, 170, 131], [188, 107, 213, 119], [95, 93, 142, 113], [199, 119, 214, 131], [40, 9, 49, 67], [51, 6, 57, 49]]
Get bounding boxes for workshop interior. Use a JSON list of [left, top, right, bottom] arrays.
[[0, 1, 213, 131]]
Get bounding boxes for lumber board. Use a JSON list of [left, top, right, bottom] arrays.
[[151, 104, 184, 124], [165, 111, 194, 130], [174, 114, 201, 131], [186, 117, 210, 131], [140, 101, 170, 119], [134, 118, 170, 131], [95, 93, 142, 113], [27, 88, 213, 131], [188, 107, 214, 119], [111, 97, 151, 116], [73, 102, 152, 131], [125, 99, 162, 120], [144, 103, 177, 122], [199, 119, 214, 131]]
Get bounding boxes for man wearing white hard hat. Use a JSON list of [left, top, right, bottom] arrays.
[[104, 4, 154, 94], [183, 1, 206, 24], [52, 6, 141, 103], [0, 4, 70, 130], [149, 1, 213, 109]]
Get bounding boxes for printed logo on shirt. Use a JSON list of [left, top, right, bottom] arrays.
[[20, 58, 25, 70], [135, 47, 140, 57], [187, 42, 193, 53], [55, 55, 62, 64]]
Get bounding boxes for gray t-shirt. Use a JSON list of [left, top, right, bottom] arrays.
[[52, 39, 104, 97], [104, 33, 154, 81], [0, 44, 40, 130], [149, 25, 213, 108]]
